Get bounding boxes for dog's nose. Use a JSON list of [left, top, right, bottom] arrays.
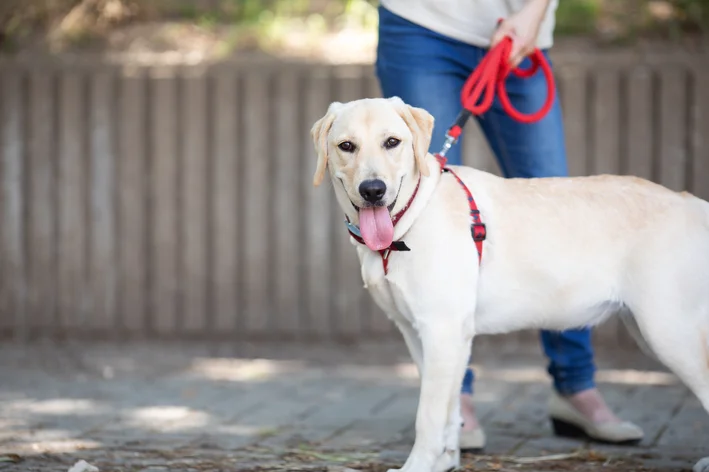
[[359, 179, 387, 203]]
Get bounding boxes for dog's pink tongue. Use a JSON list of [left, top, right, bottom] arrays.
[[359, 207, 394, 251]]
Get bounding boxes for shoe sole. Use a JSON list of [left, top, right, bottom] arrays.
[[460, 446, 484, 454], [551, 418, 642, 446]]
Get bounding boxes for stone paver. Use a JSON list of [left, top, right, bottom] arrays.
[[0, 340, 706, 471]]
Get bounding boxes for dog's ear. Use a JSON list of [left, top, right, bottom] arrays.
[[310, 102, 342, 187], [390, 97, 434, 177]]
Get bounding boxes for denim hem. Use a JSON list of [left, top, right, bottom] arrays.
[[553, 378, 597, 396]]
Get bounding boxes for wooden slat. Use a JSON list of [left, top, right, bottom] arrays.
[[690, 69, 709, 202], [88, 71, 117, 332], [0, 72, 26, 338], [27, 71, 57, 334], [242, 71, 271, 336], [211, 71, 240, 334], [149, 67, 179, 335], [273, 70, 302, 337], [331, 67, 364, 338], [117, 71, 147, 334], [657, 69, 688, 191], [57, 71, 88, 333], [590, 70, 621, 175], [624, 67, 654, 180], [303, 67, 333, 338], [180, 70, 209, 334], [558, 66, 588, 177]]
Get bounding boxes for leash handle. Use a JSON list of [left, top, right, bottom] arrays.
[[495, 44, 555, 123], [438, 34, 556, 157]]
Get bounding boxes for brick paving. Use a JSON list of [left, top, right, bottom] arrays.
[[0, 339, 706, 471]]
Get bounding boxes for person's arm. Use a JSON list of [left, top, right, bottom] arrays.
[[490, 0, 552, 67]]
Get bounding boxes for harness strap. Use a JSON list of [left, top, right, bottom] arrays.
[[435, 154, 485, 263]]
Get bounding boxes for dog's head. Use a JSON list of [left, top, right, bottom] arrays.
[[310, 97, 434, 250]]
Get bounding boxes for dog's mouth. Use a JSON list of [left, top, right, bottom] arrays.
[[350, 198, 398, 213], [342, 177, 404, 252]]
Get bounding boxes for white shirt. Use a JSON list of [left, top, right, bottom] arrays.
[[379, 0, 559, 49]]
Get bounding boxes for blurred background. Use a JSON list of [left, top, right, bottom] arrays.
[[0, 0, 707, 347]]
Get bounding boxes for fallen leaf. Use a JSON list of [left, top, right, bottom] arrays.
[[0, 454, 21, 463], [506, 451, 582, 464]]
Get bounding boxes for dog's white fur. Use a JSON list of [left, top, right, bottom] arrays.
[[311, 97, 709, 472]]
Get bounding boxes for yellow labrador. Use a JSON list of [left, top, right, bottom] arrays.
[[310, 96, 709, 472]]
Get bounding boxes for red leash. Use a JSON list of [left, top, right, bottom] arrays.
[[440, 35, 556, 153]]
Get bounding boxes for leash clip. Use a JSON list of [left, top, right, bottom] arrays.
[[438, 134, 457, 158]]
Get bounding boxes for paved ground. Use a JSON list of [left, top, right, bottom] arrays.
[[0, 339, 706, 472]]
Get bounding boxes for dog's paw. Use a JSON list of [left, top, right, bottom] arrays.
[[694, 457, 709, 472], [387, 459, 437, 472], [433, 447, 460, 472]]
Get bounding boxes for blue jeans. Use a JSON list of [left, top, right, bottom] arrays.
[[375, 5, 596, 396]]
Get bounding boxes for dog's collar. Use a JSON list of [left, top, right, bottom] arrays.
[[344, 154, 486, 275]]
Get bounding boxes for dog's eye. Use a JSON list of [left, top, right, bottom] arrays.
[[384, 137, 401, 149], [338, 141, 356, 153]]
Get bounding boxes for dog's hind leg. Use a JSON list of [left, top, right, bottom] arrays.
[[628, 301, 709, 472], [691, 331, 709, 472]]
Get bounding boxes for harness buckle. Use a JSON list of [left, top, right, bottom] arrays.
[[471, 222, 487, 242]]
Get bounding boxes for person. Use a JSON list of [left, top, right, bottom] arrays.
[[374, 0, 644, 451]]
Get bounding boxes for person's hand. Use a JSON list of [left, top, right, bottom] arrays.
[[491, 0, 551, 68]]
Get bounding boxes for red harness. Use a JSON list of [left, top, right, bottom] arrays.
[[346, 154, 486, 275]]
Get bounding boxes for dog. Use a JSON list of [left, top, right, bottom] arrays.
[[309, 96, 709, 472]]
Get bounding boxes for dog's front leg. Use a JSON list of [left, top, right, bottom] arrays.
[[395, 319, 423, 375], [435, 333, 473, 472], [390, 322, 472, 472]]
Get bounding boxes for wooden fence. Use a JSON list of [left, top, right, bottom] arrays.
[[0, 50, 707, 345]]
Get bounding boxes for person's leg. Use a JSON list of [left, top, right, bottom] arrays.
[[473, 50, 642, 440], [375, 4, 482, 447], [472, 50, 597, 389], [375, 5, 471, 166]]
